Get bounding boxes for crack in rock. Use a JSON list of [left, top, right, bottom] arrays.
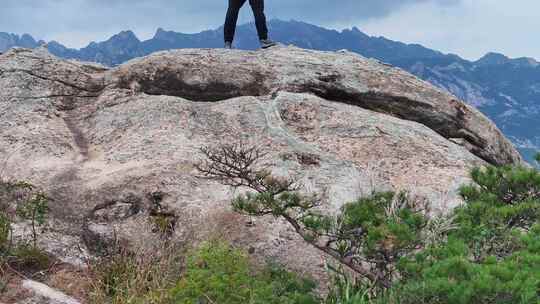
[[6, 94, 100, 100], [0, 68, 105, 93]]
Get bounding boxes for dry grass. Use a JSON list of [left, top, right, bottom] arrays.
[[0, 275, 32, 304], [47, 266, 93, 302], [87, 243, 184, 304]]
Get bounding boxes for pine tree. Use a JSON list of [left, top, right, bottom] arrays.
[[197, 143, 540, 303]]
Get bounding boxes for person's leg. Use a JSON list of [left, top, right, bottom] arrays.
[[248, 0, 268, 41], [224, 0, 247, 43]]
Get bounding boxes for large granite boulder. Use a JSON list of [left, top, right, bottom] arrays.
[[0, 46, 523, 302]]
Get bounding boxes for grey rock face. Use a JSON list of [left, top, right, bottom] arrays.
[[2, 21, 538, 165], [21, 280, 81, 304], [0, 46, 522, 292], [112, 47, 522, 165]]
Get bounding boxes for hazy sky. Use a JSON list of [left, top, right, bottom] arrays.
[[1, 0, 538, 60]]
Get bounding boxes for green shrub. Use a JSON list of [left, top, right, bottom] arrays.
[[170, 241, 318, 304], [0, 179, 21, 254], [396, 233, 540, 304], [0, 212, 10, 253], [257, 262, 319, 304], [89, 241, 317, 304], [455, 165, 540, 260], [324, 267, 374, 304], [16, 190, 49, 248], [9, 243, 51, 272], [393, 165, 540, 304], [1, 179, 51, 279], [0, 212, 11, 277]]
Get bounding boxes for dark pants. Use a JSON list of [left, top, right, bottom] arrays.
[[224, 0, 268, 43]]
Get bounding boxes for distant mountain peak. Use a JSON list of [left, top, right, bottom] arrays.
[[0, 32, 40, 52], [20, 33, 35, 40], [112, 30, 140, 42], [155, 27, 166, 35], [86, 30, 140, 47], [476, 52, 539, 67], [153, 27, 176, 41], [476, 52, 510, 65]]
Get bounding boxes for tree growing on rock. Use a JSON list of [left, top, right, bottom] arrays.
[[197, 143, 540, 302], [395, 163, 540, 304], [196, 143, 434, 291]]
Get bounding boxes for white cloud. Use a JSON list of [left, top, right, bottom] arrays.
[[358, 0, 540, 60]]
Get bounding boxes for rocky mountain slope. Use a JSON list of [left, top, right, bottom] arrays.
[[3, 20, 537, 164], [0, 46, 523, 302]]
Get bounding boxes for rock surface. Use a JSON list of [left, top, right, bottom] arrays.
[[0, 46, 523, 301], [4, 20, 540, 165], [21, 280, 81, 304]]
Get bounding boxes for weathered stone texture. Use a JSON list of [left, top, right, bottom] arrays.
[[0, 46, 523, 302]]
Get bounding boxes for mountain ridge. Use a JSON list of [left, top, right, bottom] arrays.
[[3, 20, 538, 65]]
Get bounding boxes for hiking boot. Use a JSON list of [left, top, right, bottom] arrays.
[[260, 39, 277, 49], [224, 41, 233, 49]]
